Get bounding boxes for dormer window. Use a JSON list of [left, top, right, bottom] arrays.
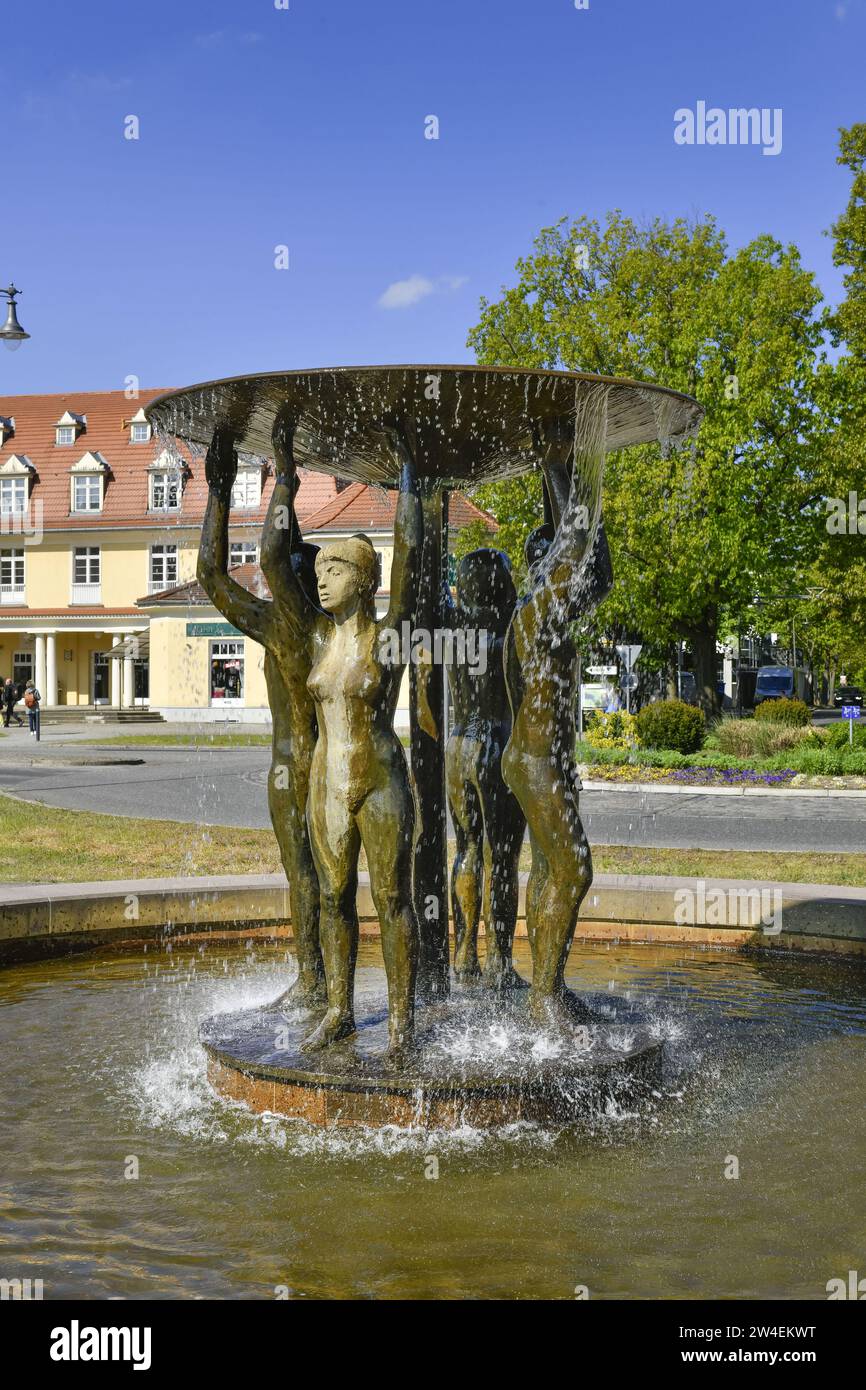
[[73, 475, 101, 511], [0, 455, 35, 516], [0, 476, 27, 516], [128, 407, 152, 445], [55, 410, 86, 447], [232, 465, 262, 510], [148, 451, 185, 511], [0, 416, 14, 446], [70, 452, 108, 514]]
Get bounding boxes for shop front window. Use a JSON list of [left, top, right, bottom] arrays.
[[210, 640, 244, 705]]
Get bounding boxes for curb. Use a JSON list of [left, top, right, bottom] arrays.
[[581, 779, 866, 799]]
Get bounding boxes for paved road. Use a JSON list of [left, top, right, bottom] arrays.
[[0, 742, 864, 853]]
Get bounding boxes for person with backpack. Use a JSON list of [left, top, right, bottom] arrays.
[[3, 676, 23, 728], [23, 680, 41, 739]]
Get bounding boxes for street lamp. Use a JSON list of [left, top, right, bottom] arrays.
[[0, 285, 30, 352]]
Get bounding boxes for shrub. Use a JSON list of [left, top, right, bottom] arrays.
[[754, 697, 811, 726], [584, 710, 640, 749], [824, 719, 866, 750], [768, 746, 866, 776], [635, 699, 705, 754], [714, 717, 817, 759]]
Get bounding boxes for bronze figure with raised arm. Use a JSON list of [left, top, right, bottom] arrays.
[[266, 408, 424, 1058], [198, 426, 326, 1008], [442, 550, 526, 990], [502, 388, 613, 1029]]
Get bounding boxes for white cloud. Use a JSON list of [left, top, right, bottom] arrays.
[[378, 276, 436, 309], [377, 274, 468, 310]]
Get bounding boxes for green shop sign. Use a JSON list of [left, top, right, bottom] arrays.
[[186, 622, 243, 638]]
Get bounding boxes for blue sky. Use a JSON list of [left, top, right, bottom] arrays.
[[2, 0, 863, 393]]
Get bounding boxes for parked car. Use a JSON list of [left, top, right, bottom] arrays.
[[753, 665, 813, 706], [677, 670, 698, 705], [834, 685, 864, 708]]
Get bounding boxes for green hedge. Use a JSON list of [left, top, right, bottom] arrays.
[[635, 699, 706, 754]]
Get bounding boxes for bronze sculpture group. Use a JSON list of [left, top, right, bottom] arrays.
[[198, 395, 612, 1060]]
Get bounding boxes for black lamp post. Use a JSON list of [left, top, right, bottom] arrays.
[[0, 285, 30, 351]]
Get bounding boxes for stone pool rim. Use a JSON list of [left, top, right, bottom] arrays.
[[1, 871, 865, 966]]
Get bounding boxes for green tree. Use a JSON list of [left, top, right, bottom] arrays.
[[466, 212, 825, 714]]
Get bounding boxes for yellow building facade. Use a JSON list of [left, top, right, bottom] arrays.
[[0, 388, 493, 723]]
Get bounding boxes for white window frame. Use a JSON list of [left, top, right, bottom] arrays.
[[0, 548, 25, 604], [149, 543, 178, 592], [71, 546, 101, 604], [0, 476, 27, 516], [92, 650, 110, 705], [149, 470, 181, 511], [130, 421, 151, 444], [71, 473, 103, 513], [56, 425, 76, 446], [231, 469, 262, 510], [13, 649, 33, 686], [229, 540, 259, 568]]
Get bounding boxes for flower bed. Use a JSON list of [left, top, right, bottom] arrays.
[[583, 763, 798, 787]]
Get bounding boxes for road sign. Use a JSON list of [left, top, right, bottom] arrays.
[[842, 706, 861, 720], [615, 644, 642, 669], [587, 665, 617, 676], [620, 672, 639, 692]]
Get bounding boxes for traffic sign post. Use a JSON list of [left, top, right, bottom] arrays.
[[615, 644, 642, 715], [842, 705, 861, 746]]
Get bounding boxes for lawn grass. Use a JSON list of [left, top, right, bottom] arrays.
[[1, 791, 864, 888], [0, 793, 280, 882]]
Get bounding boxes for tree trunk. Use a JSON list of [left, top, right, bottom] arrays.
[[666, 644, 679, 700], [687, 615, 720, 721]]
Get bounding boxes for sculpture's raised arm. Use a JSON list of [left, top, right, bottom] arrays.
[[198, 425, 272, 646], [262, 409, 322, 636], [526, 392, 609, 623], [375, 421, 423, 632]]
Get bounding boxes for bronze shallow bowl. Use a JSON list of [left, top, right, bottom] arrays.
[[146, 364, 702, 487]]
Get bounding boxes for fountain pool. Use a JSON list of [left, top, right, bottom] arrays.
[[2, 934, 864, 1300]]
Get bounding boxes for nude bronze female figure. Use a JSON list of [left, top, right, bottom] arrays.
[[502, 390, 613, 1028], [198, 427, 326, 1006], [264, 408, 424, 1057], [442, 550, 527, 990]]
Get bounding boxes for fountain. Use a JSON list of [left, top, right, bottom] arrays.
[[146, 366, 702, 1128]]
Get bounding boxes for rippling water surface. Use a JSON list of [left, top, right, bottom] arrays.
[[1, 937, 864, 1299]]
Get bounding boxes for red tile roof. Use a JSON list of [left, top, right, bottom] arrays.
[[0, 388, 497, 537], [141, 564, 271, 608]]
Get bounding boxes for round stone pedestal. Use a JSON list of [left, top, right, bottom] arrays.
[[201, 989, 662, 1129]]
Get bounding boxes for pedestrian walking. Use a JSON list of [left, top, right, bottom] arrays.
[[3, 676, 23, 728], [23, 680, 41, 740]]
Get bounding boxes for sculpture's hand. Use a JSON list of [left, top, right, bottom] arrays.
[[205, 424, 239, 502], [371, 418, 419, 489], [532, 416, 573, 469], [272, 407, 300, 488]]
